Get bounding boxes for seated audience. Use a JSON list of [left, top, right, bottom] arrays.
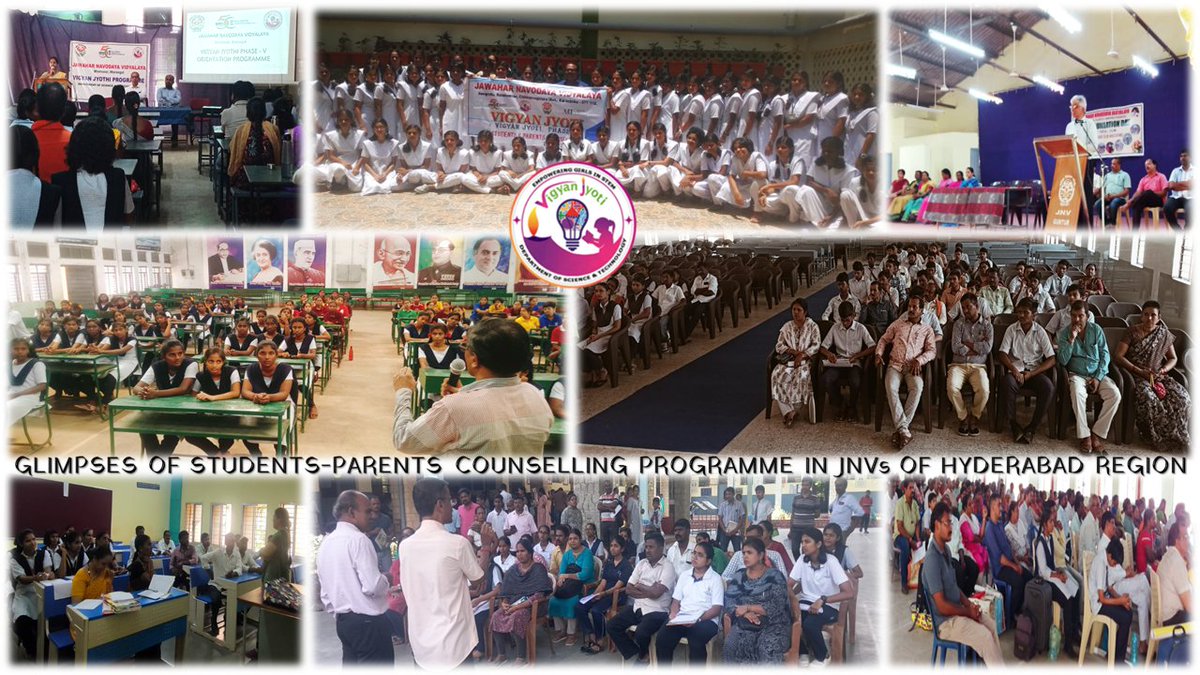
[[1114, 300, 1190, 451], [723, 538, 792, 664], [788, 526, 854, 667]]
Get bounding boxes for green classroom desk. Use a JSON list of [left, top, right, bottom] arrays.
[[107, 397, 294, 456], [416, 368, 559, 416], [39, 353, 119, 418], [315, 334, 332, 391]]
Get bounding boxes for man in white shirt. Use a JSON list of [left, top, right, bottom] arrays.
[[502, 495, 537, 547], [156, 530, 176, 554], [1164, 149, 1191, 229], [220, 81, 255, 136], [828, 477, 865, 533], [608, 532, 677, 663], [1065, 94, 1101, 225], [666, 519, 696, 578], [1158, 522, 1191, 625], [998, 298, 1058, 443], [200, 533, 245, 637], [316, 490, 392, 663], [848, 263, 871, 303], [397, 478, 485, 670], [822, 272, 862, 321], [1043, 260, 1072, 299], [485, 495, 508, 539], [461, 237, 508, 285], [652, 269, 685, 349], [750, 485, 774, 525]]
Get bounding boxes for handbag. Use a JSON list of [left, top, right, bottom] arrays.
[[262, 578, 301, 613], [554, 563, 583, 599], [734, 613, 765, 631]]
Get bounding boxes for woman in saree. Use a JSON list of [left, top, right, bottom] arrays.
[[1114, 300, 1190, 451]]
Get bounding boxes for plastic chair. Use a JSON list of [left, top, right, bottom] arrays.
[[924, 578, 977, 665], [1086, 294, 1116, 317], [1106, 302, 1142, 319], [1146, 567, 1163, 664], [1078, 551, 1118, 666]]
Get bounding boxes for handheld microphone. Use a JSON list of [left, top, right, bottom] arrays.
[[448, 357, 466, 387]]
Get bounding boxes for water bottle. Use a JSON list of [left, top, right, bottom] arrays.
[[1048, 624, 1062, 661], [1130, 632, 1139, 665]]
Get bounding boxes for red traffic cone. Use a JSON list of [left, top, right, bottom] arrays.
[[348, 346, 353, 361]]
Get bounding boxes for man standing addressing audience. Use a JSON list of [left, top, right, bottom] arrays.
[[392, 318, 552, 453], [1065, 94, 1100, 225], [397, 478, 485, 670], [316, 490, 392, 664], [923, 502, 1005, 665]]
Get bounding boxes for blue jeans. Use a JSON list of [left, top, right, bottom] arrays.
[[1093, 197, 1125, 225], [799, 604, 840, 662], [895, 535, 913, 584]]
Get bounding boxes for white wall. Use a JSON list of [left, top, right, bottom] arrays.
[[887, 100, 981, 178]]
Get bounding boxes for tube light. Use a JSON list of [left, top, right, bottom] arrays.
[[887, 63, 918, 79], [1132, 55, 1160, 78], [1032, 75, 1065, 94], [928, 29, 985, 59], [1043, 6, 1083, 34], [969, 88, 1003, 104]]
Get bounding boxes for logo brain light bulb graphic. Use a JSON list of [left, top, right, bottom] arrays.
[[556, 199, 589, 251]]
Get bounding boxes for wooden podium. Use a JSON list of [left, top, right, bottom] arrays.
[[1033, 135, 1090, 232]]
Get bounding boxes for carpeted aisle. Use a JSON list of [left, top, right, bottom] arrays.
[[581, 281, 840, 452]]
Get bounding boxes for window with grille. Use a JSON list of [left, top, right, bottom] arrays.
[[27, 242, 49, 258], [284, 503, 305, 559], [122, 250, 133, 262], [8, 264, 22, 304], [29, 264, 49, 302], [1174, 235, 1193, 284], [103, 248, 116, 260], [151, 252, 160, 263], [104, 266, 118, 294], [137, 252, 147, 262], [151, 268, 161, 287], [242, 504, 269, 553], [1107, 234, 1121, 260], [1130, 235, 1146, 269], [138, 267, 149, 290], [59, 245, 94, 260], [184, 503, 203, 539], [121, 268, 134, 294], [211, 504, 232, 539]]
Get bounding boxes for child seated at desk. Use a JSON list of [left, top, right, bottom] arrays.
[[30, 319, 58, 354], [241, 341, 294, 456], [282, 318, 319, 420], [9, 338, 47, 425], [184, 348, 241, 456], [260, 315, 285, 347], [131, 339, 197, 455], [80, 321, 138, 416], [224, 319, 259, 356]]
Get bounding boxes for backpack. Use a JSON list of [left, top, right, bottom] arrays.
[[1013, 614, 1036, 661], [908, 561, 931, 632]]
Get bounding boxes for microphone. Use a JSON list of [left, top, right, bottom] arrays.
[[448, 357, 466, 387]]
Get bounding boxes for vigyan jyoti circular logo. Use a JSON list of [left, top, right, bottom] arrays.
[[509, 162, 636, 288]]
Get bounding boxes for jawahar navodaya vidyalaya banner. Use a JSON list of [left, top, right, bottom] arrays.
[[466, 77, 609, 150]]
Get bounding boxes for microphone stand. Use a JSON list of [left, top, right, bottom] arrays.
[[1077, 118, 1108, 230]]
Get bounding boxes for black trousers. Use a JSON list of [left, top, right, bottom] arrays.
[[607, 606, 668, 660], [1050, 584, 1080, 644], [995, 565, 1030, 615], [1164, 196, 1189, 229], [140, 434, 180, 454], [655, 619, 718, 664], [956, 554, 980, 599], [204, 584, 224, 633], [1098, 604, 1132, 662], [13, 615, 36, 660], [335, 612, 395, 665], [1128, 191, 1165, 227], [820, 366, 862, 412], [1001, 372, 1055, 433], [1080, 159, 1097, 226]]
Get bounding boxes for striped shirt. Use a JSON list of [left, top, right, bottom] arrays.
[[392, 377, 553, 454]]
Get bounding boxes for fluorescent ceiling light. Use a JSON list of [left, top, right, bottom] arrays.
[[969, 88, 1003, 104], [929, 29, 985, 59], [1032, 75, 1065, 94], [887, 63, 918, 79], [1132, 55, 1160, 78], [1043, 6, 1083, 34]]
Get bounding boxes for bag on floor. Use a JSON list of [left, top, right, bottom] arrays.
[[907, 559, 921, 591], [908, 561, 931, 632], [1023, 577, 1053, 654], [1157, 625, 1190, 666], [1013, 614, 1036, 661]]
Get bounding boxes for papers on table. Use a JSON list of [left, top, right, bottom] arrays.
[[50, 578, 74, 600], [139, 575, 174, 600], [73, 599, 102, 612]]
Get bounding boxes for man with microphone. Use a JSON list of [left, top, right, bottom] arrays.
[[392, 317, 553, 454], [1065, 95, 1101, 226]]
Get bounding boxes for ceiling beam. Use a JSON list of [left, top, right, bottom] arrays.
[[888, 48, 978, 79], [1009, 13, 1105, 77], [890, 94, 957, 110], [1125, 7, 1179, 61], [893, 17, 1037, 86]]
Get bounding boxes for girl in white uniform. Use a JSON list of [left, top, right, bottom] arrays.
[[756, 77, 784, 160], [783, 71, 820, 164], [615, 121, 652, 194], [756, 136, 807, 222], [312, 110, 365, 192], [395, 124, 436, 192], [652, 71, 680, 141], [668, 126, 705, 197], [720, 78, 743, 150], [841, 154, 880, 227], [313, 64, 338, 133], [643, 122, 678, 198], [462, 129, 503, 193], [334, 68, 360, 126], [795, 136, 859, 228], [814, 71, 850, 159], [694, 133, 731, 202], [609, 70, 651, 147], [676, 76, 705, 142], [417, 129, 470, 193], [498, 136, 534, 193], [563, 120, 592, 163], [9, 338, 46, 424], [714, 137, 768, 209], [535, 133, 565, 170], [702, 78, 724, 139], [438, 62, 468, 143], [354, 68, 379, 132], [397, 66, 424, 133], [736, 72, 762, 153], [375, 66, 402, 142], [589, 126, 619, 170], [96, 321, 139, 391], [422, 66, 444, 143], [581, 285, 623, 388], [843, 83, 878, 169], [355, 119, 399, 196]]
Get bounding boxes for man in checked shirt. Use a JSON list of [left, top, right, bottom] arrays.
[[875, 296, 937, 449]]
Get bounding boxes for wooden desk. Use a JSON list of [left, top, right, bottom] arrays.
[[238, 583, 301, 662], [107, 396, 293, 456], [66, 587, 188, 664]]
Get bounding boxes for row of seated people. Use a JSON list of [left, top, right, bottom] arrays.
[[435, 518, 861, 665], [886, 167, 983, 222], [10, 523, 277, 659], [765, 253, 1187, 452], [578, 248, 808, 388], [898, 478, 1190, 666]]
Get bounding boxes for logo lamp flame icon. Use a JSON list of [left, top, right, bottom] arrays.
[[556, 199, 589, 252]]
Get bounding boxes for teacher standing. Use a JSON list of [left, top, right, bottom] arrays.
[[397, 477, 486, 669], [316, 490, 394, 664], [1065, 94, 1101, 226]]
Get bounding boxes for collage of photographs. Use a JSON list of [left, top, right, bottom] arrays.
[[2, 0, 1195, 672]]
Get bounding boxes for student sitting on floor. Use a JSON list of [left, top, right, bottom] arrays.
[[415, 129, 470, 193], [132, 339, 196, 455], [498, 136, 535, 194], [241, 341, 295, 456]]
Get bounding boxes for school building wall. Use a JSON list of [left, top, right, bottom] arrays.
[[177, 478, 303, 540]]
